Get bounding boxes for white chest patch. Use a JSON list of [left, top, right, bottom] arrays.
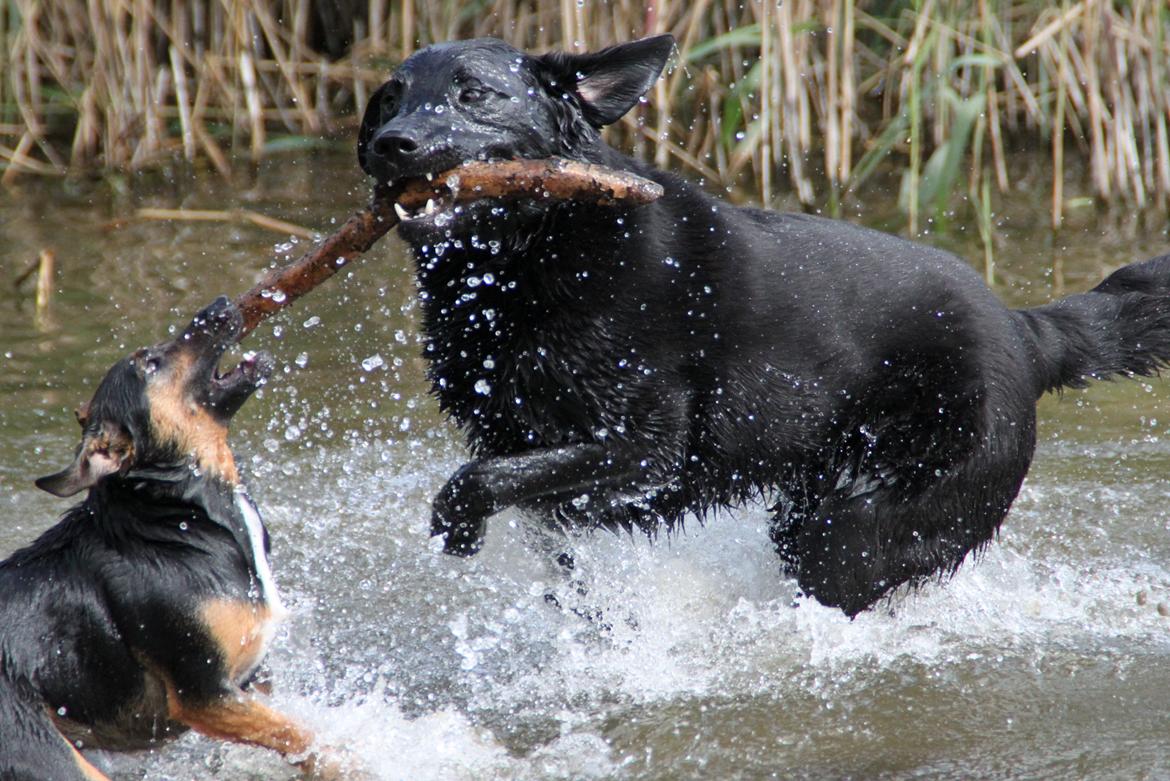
[[233, 489, 287, 619]]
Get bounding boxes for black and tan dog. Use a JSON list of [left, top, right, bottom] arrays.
[[0, 298, 330, 779]]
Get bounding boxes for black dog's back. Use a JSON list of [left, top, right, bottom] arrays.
[[359, 35, 1170, 615], [539, 173, 1043, 612]]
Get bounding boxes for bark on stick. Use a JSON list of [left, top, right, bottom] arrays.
[[234, 158, 663, 339]]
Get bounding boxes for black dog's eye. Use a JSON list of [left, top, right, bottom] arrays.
[[376, 83, 402, 123], [381, 93, 400, 121], [459, 87, 487, 104]]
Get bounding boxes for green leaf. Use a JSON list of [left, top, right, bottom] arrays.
[[719, 61, 761, 151], [847, 112, 908, 194], [684, 25, 761, 63], [947, 53, 1006, 73], [919, 87, 986, 219], [262, 135, 345, 153]]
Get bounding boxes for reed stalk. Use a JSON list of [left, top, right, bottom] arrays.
[[1, 0, 1168, 234]]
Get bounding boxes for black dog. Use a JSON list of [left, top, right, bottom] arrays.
[[1, 299, 334, 779], [358, 35, 1170, 616]]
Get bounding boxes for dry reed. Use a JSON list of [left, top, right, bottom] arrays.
[[2, 0, 1169, 231]]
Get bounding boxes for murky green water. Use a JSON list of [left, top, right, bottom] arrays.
[[2, 151, 1170, 780]]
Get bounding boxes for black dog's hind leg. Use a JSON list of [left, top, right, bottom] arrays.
[[431, 444, 648, 555], [790, 419, 1034, 617]]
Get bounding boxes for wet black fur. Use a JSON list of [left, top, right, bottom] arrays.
[[359, 35, 1170, 617], [0, 298, 274, 780]]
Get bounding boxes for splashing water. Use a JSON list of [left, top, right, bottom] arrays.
[[85, 423, 1170, 780]]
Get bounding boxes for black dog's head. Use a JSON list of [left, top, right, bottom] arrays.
[[358, 35, 672, 239], [37, 297, 274, 497]]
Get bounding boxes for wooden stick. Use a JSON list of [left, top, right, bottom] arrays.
[[234, 158, 663, 339], [395, 158, 666, 209]]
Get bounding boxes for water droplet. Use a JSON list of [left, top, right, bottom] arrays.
[[474, 379, 492, 395], [361, 354, 385, 372]]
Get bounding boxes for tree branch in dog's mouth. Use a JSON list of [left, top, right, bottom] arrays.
[[233, 158, 663, 341]]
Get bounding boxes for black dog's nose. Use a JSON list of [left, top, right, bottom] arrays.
[[370, 128, 421, 162]]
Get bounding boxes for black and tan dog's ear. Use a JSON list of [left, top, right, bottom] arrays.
[[540, 34, 675, 127], [358, 81, 399, 176], [36, 422, 134, 497]]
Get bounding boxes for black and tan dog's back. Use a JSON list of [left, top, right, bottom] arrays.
[[0, 298, 328, 779]]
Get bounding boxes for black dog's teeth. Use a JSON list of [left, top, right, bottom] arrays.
[[394, 198, 443, 222]]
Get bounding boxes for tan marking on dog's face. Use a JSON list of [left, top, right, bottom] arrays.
[[200, 599, 276, 684], [146, 350, 239, 484]]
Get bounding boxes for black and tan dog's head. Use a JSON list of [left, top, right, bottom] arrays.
[[357, 35, 673, 239], [37, 297, 273, 497]]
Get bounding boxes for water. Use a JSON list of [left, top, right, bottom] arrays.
[[3, 153, 1170, 779]]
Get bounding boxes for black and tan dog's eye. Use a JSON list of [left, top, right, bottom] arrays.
[[130, 349, 161, 376]]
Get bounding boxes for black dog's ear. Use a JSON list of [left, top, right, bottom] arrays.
[[539, 34, 674, 127], [35, 422, 134, 498], [358, 81, 397, 176]]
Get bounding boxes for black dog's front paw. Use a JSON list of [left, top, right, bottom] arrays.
[[430, 509, 485, 556], [430, 468, 491, 556]]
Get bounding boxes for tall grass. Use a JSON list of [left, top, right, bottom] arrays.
[[3, 0, 1169, 231]]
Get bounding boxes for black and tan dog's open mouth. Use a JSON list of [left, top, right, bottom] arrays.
[[212, 351, 274, 394], [207, 351, 274, 416]]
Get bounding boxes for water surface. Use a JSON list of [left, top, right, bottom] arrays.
[[2, 153, 1169, 780]]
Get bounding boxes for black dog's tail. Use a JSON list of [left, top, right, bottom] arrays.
[[1016, 253, 1170, 396]]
